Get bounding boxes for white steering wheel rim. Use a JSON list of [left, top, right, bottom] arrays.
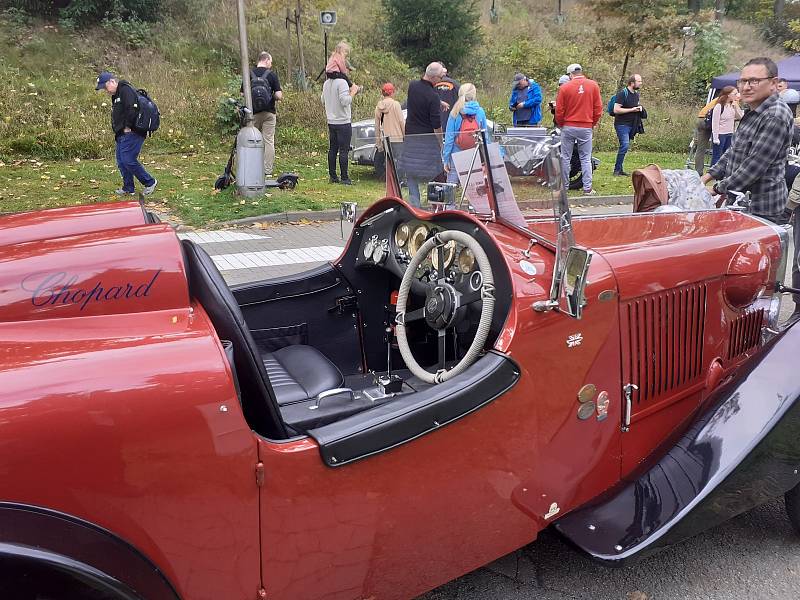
[[395, 229, 495, 384]]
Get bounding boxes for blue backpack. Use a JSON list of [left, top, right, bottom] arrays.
[[607, 88, 628, 116]]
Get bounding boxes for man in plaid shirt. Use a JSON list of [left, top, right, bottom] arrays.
[[701, 57, 794, 223]]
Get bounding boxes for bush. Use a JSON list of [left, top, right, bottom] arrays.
[[690, 22, 728, 97], [60, 0, 162, 26], [102, 15, 151, 48]]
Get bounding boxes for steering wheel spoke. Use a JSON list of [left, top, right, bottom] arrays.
[[438, 328, 447, 370], [398, 306, 426, 324]]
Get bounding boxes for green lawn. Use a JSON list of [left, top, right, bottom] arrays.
[[0, 147, 686, 227]]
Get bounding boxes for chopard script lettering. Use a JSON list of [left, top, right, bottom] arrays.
[[22, 270, 162, 311]]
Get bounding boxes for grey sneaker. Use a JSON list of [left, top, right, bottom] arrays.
[[142, 179, 158, 196], [115, 188, 135, 196], [582, 189, 598, 196]]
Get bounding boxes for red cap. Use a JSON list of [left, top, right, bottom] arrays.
[[381, 82, 395, 96]]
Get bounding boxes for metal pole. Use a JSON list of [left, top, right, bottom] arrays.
[[236, 0, 254, 124]]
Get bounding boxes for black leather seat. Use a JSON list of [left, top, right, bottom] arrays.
[[263, 345, 344, 405], [181, 240, 344, 433]]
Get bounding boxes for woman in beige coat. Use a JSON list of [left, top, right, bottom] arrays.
[[374, 83, 405, 171]]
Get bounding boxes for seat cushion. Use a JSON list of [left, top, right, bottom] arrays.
[[263, 345, 344, 405]]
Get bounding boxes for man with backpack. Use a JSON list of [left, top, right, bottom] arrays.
[[95, 71, 157, 197], [249, 52, 283, 177], [611, 74, 643, 177]]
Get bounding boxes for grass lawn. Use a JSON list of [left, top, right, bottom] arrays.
[[0, 147, 686, 227]]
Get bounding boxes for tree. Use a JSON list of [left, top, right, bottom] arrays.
[[590, 0, 681, 86], [382, 0, 482, 71]]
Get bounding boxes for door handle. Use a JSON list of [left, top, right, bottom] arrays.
[[622, 383, 638, 432]]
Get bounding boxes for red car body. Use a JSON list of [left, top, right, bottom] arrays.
[[0, 186, 797, 600]]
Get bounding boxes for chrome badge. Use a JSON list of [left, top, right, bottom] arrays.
[[596, 391, 610, 421], [544, 502, 561, 520], [567, 333, 583, 348]]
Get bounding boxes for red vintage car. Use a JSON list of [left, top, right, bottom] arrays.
[[2, 134, 800, 600]]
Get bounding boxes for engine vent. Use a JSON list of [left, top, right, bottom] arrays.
[[623, 283, 707, 405], [727, 309, 764, 360]]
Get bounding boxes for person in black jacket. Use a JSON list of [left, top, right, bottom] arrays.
[[96, 71, 157, 196]]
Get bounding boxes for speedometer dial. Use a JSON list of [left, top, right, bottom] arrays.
[[408, 225, 429, 257], [395, 223, 410, 248], [363, 235, 378, 260], [431, 240, 456, 270], [457, 248, 475, 274]]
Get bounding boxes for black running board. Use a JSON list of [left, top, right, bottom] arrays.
[[554, 321, 800, 565]]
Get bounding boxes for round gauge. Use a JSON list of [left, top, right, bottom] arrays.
[[469, 271, 483, 291], [395, 223, 410, 248], [363, 235, 378, 260], [372, 240, 388, 265], [430, 240, 456, 271], [458, 248, 475, 274], [408, 225, 429, 257]]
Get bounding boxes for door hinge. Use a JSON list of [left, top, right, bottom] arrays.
[[256, 587, 267, 599], [255, 462, 265, 487], [621, 383, 638, 433]]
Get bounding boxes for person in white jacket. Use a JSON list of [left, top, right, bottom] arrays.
[[322, 75, 359, 184]]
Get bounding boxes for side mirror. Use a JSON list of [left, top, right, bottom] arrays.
[[559, 247, 592, 319]]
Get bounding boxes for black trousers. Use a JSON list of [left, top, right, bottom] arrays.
[[328, 123, 352, 180]]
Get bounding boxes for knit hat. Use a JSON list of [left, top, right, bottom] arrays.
[[558, 75, 571, 86]]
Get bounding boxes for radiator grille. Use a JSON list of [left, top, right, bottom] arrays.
[[727, 309, 764, 360], [624, 284, 707, 405]]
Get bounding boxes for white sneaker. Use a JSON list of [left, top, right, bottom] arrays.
[[582, 189, 598, 196], [142, 179, 158, 196], [115, 188, 135, 196]]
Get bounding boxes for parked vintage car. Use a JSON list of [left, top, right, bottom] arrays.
[[350, 112, 596, 184], [2, 133, 800, 600]]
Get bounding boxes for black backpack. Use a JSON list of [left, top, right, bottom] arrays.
[[123, 83, 160, 135], [251, 70, 273, 113]]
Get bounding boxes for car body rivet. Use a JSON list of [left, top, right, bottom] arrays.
[[795, 469, 798, 475], [433, 420, 440, 427], [331, 457, 338, 463], [614, 545, 623, 552], [588, 525, 596, 531], [219, 405, 228, 413]]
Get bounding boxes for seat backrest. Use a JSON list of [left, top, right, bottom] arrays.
[[181, 240, 287, 439]]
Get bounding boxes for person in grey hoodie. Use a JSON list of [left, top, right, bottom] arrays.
[[322, 74, 359, 184]]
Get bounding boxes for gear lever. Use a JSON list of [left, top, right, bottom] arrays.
[[378, 326, 403, 394]]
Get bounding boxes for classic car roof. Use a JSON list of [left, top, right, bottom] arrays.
[[570, 210, 781, 300]]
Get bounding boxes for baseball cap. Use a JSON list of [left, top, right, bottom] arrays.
[[95, 71, 115, 90], [381, 82, 395, 96], [513, 73, 527, 83], [558, 75, 571, 86], [566, 63, 582, 74]]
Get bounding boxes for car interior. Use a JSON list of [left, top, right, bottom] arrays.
[[180, 200, 518, 463]]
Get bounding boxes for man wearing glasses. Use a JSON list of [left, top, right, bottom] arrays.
[[701, 57, 793, 223]]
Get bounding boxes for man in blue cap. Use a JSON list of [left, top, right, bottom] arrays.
[[508, 73, 542, 127], [96, 71, 157, 196]]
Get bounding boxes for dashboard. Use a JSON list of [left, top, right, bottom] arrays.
[[355, 213, 484, 294]]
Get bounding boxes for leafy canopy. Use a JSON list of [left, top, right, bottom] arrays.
[[381, 0, 482, 71]]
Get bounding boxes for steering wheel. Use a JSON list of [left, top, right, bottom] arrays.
[[395, 230, 496, 384]]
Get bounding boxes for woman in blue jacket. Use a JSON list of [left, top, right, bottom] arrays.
[[442, 83, 488, 184]]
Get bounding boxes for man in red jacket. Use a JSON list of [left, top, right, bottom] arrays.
[[555, 64, 603, 195]]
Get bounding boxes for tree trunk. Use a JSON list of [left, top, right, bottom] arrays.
[[775, 0, 786, 19], [715, 0, 725, 21], [285, 6, 293, 86], [688, 0, 701, 13], [619, 43, 632, 89]]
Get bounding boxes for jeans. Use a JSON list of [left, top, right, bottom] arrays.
[[327, 123, 352, 180], [711, 133, 732, 166], [115, 132, 155, 193], [254, 110, 277, 174], [614, 124, 633, 173], [406, 176, 423, 207], [561, 126, 593, 191]]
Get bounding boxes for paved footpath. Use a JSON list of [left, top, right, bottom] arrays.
[[181, 208, 800, 600]]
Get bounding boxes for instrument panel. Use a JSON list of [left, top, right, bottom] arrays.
[[358, 216, 480, 288]]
